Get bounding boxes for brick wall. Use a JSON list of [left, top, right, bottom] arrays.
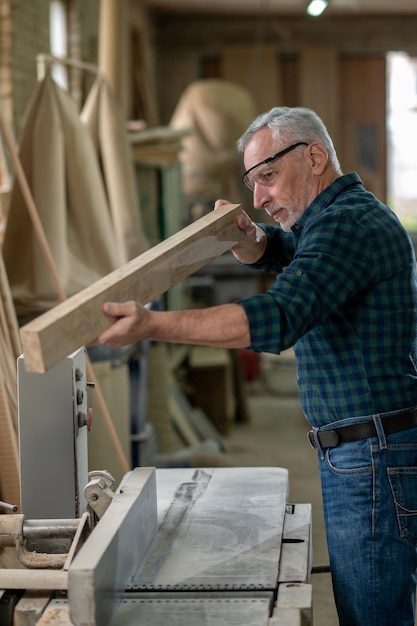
[[0, 0, 49, 135], [0, 0, 13, 124], [0, 0, 100, 136], [0, 0, 101, 226]]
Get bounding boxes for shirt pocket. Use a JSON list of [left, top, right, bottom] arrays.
[[388, 467, 417, 546]]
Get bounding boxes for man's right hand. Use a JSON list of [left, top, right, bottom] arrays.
[[98, 301, 150, 348], [214, 199, 267, 265]]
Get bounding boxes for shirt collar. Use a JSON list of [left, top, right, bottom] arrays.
[[291, 172, 363, 233]]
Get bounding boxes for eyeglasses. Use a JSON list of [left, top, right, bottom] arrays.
[[242, 142, 308, 191]]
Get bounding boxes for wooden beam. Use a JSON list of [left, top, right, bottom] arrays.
[[99, 0, 127, 113], [0, 570, 68, 590], [20, 203, 243, 373], [299, 46, 340, 150]]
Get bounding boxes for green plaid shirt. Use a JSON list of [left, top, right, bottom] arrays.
[[238, 173, 417, 427]]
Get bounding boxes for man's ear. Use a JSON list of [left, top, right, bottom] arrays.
[[306, 142, 328, 175]]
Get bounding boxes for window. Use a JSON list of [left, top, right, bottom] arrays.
[[49, 0, 69, 89], [387, 51, 417, 233]]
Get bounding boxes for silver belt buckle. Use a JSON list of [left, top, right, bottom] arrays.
[[307, 428, 340, 449], [307, 429, 317, 449]]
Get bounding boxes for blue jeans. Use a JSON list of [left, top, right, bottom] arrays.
[[313, 411, 417, 626]]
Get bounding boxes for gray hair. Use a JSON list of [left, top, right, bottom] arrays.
[[237, 106, 341, 171]]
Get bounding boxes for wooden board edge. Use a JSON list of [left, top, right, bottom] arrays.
[[20, 203, 243, 372]]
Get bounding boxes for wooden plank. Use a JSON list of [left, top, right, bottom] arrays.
[[0, 570, 68, 590], [168, 391, 201, 447], [14, 591, 52, 626], [20, 203, 243, 373], [128, 126, 191, 145], [0, 251, 20, 507], [35, 600, 73, 626], [299, 46, 340, 149], [0, 245, 20, 357], [0, 378, 20, 508], [340, 56, 387, 201], [222, 43, 282, 114]]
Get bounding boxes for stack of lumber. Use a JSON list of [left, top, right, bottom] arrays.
[[0, 249, 21, 509], [129, 126, 192, 167]]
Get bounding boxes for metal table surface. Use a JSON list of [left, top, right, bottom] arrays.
[[110, 467, 292, 625], [129, 467, 289, 591]]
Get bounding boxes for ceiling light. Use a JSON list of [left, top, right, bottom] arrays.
[[306, 0, 328, 17]]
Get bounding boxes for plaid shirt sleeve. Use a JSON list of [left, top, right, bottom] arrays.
[[237, 174, 417, 424]]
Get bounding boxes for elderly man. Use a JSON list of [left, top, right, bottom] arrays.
[[98, 107, 417, 626]]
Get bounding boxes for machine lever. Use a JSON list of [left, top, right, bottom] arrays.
[[0, 501, 18, 513]]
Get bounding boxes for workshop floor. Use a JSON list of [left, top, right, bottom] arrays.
[[223, 351, 339, 626]]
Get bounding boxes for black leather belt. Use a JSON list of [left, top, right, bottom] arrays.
[[308, 407, 417, 449]]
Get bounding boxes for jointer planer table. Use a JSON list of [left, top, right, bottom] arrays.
[[0, 462, 312, 626], [29, 466, 312, 626], [0, 346, 312, 625], [111, 466, 312, 626]]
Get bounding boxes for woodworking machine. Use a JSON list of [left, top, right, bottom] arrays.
[[0, 347, 313, 625]]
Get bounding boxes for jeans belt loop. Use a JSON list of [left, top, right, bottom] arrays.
[[372, 414, 388, 449]]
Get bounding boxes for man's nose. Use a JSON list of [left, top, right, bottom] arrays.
[[253, 183, 269, 210]]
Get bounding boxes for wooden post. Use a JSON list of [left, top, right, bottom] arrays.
[[99, 0, 127, 113], [299, 46, 340, 150]]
